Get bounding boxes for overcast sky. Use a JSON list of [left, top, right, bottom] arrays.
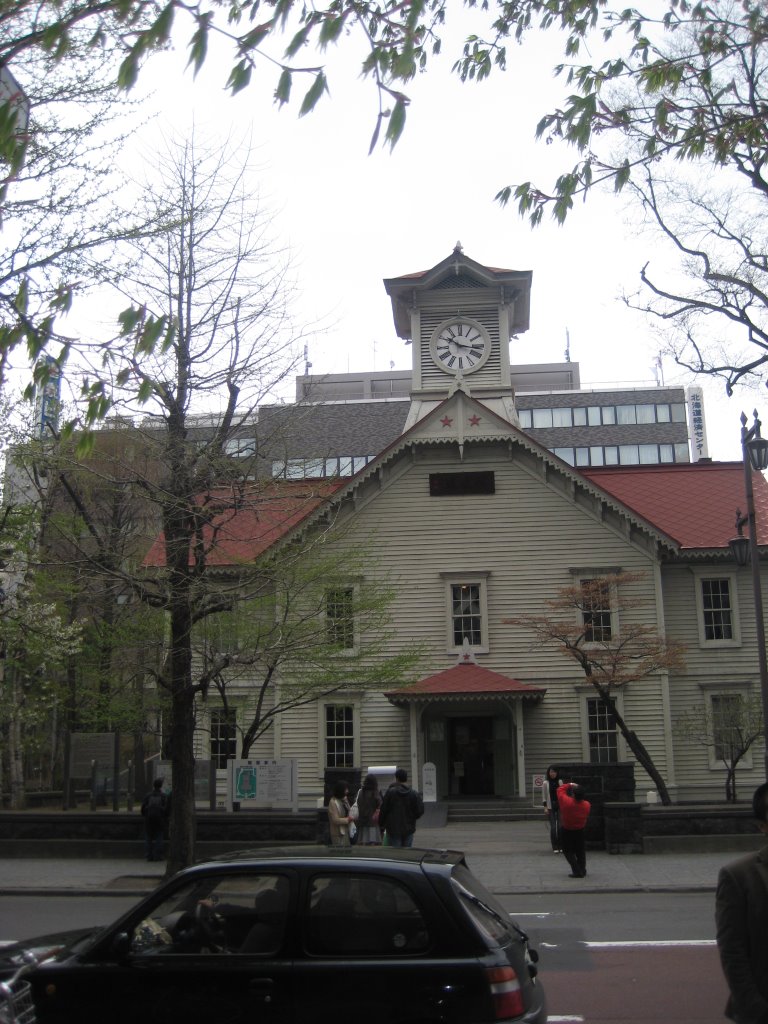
[[104, 16, 762, 461]]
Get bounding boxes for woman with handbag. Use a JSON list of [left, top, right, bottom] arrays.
[[327, 780, 354, 847], [354, 773, 383, 846]]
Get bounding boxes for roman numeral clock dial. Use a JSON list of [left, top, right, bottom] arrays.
[[430, 318, 490, 375]]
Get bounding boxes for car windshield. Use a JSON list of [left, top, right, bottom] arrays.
[[450, 864, 521, 947]]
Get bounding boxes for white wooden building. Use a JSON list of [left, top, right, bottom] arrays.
[[189, 247, 768, 806]]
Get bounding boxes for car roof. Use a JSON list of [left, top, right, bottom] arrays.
[[185, 845, 468, 875]]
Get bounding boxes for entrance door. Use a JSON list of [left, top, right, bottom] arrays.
[[449, 717, 494, 796]]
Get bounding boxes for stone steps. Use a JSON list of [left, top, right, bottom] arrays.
[[446, 798, 543, 823]]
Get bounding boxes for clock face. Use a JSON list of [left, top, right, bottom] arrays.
[[431, 319, 490, 375]]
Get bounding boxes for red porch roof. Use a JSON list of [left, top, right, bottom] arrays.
[[386, 663, 546, 705]]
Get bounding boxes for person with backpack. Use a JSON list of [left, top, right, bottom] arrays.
[[354, 773, 383, 846], [141, 778, 169, 861], [379, 767, 424, 848]]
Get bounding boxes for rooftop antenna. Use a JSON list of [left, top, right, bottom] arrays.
[[303, 344, 312, 376], [564, 328, 571, 363], [653, 353, 664, 386]]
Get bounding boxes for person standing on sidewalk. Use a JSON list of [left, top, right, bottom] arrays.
[[715, 781, 768, 1024], [327, 780, 354, 847], [542, 765, 563, 853], [140, 778, 169, 862], [380, 768, 424, 848], [557, 782, 590, 878]]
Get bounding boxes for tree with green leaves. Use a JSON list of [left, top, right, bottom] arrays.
[[7, 1, 767, 404], [193, 540, 418, 761], [506, 573, 686, 805], [30, 134, 415, 873], [0, 501, 83, 808], [675, 693, 763, 802], [0, 2, 166, 400]]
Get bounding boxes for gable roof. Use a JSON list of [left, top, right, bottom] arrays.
[[383, 247, 532, 339], [582, 462, 768, 550], [143, 393, 767, 569], [385, 663, 546, 706], [142, 481, 341, 568]]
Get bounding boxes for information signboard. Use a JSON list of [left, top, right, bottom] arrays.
[[69, 733, 117, 777], [227, 759, 298, 811]]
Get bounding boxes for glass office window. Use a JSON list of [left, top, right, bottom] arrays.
[[601, 406, 616, 425], [619, 444, 640, 464], [587, 407, 602, 426], [589, 447, 605, 466], [636, 405, 655, 423], [575, 447, 590, 466], [617, 405, 637, 424], [639, 444, 658, 463], [672, 404, 686, 422], [553, 447, 575, 465], [604, 447, 619, 464], [656, 404, 671, 422], [573, 407, 587, 426], [659, 444, 674, 463], [552, 407, 572, 427], [518, 409, 532, 428], [533, 408, 554, 427], [674, 443, 690, 461]]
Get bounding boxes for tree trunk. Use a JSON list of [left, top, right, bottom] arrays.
[[163, 576, 198, 875], [595, 687, 671, 804], [8, 668, 25, 810]]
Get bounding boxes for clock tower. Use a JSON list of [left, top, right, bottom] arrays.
[[383, 244, 532, 430]]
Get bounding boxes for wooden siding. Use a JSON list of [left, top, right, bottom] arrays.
[[663, 563, 767, 801], [190, 432, 750, 803]]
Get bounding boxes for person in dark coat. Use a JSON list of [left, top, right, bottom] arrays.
[[716, 782, 768, 1024], [140, 778, 169, 862], [379, 768, 424, 848]]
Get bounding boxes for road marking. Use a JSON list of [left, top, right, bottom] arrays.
[[541, 939, 715, 949], [585, 939, 716, 948], [548, 1017, 585, 1022], [510, 912, 562, 918]]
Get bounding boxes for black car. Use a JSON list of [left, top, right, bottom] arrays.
[[0, 846, 546, 1024]]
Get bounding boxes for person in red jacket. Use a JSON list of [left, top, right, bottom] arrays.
[[557, 782, 591, 878]]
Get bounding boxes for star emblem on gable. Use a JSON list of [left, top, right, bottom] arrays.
[[440, 416, 453, 427], [468, 414, 482, 426]]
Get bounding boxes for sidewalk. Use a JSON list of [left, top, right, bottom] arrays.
[[0, 820, 755, 897]]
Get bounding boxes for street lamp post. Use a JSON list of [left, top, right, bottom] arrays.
[[729, 411, 768, 780]]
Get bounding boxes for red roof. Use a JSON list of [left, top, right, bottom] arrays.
[[582, 462, 768, 549], [386, 663, 546, 704], [142, 481, 341, 568]]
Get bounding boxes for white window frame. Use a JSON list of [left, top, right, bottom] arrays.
[[693, 571, 741, 648], [441, 572, 490, 654], [571, 571, 621, 646], [698, 682, 755, 771], [318, 701, 360, 771], [577, 687, 626, 763], [209, 706, 238, 770], [324, 582, 359, 655]]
